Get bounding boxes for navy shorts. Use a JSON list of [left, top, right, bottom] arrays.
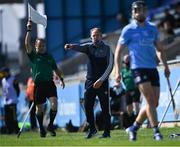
[[34, 81, 57, 105], [132, 68, 160, 87]]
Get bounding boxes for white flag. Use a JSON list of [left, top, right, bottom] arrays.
[[28, 3, 47, 28]]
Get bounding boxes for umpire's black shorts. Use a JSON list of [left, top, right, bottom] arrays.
[[34, 81, 57, 105]]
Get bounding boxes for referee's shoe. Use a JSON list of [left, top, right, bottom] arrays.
[[40, 127, 47, 138], [47, 124, 56, 136]]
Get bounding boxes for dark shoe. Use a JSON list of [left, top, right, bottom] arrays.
[[15, 130, 19, 135], [47, 124, 56, 136], [99, 132, 111, 138], [15, 128, 20, 134], [40, 128, 46, 138], [154, 133, 163, 141], [86, 129, 98, 139], [126, 126, 137, 141]]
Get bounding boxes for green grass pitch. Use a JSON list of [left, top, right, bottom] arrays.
[[0, 127, 180, 146]]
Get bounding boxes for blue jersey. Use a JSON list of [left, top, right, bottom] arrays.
[[118, 20, 160, 69]]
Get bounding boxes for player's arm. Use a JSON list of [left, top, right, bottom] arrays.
[[155, 40, 170, 78], [114, 43, 125, 83], [64, 43, 89, 53], [25, 18, 33, 54]]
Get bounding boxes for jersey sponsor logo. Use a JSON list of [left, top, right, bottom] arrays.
[[47, 60, 52, 64], [142, 31, 149, 36], [95, 49, 106, 57], [139, 38, 154, 46], [133, 33, 140, 38]]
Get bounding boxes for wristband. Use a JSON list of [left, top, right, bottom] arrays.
[[27, 29, 31, 32]]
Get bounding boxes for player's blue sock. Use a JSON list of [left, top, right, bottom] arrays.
[[131, 121, 141, 131], [153, 126, 159, 134]]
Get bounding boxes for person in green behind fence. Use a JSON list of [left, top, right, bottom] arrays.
[[121, 54, 141, 128]]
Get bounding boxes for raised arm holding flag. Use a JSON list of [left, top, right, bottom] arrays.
[[28, 3, 47, 28]]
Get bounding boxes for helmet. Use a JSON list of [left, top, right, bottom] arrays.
[[132, 1, 146, 10], [131, 1, 147, 22]]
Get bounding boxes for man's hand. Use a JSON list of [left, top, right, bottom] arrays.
[[64, 44, 74, 50], [60, 78, 65, 89], [113, 81, 121, 88], [53, 69, 65, 89], [164, 65, 170, 78], [115, 73, 121, 84], [27, 18, 32, 31], [93, 79, 103, 89]]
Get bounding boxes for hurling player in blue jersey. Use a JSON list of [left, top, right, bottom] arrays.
[[114, 1, 170, 141]]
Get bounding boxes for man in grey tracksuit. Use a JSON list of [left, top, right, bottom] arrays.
[[65, 27, 113, 139]]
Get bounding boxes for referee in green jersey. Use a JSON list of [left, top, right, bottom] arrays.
[[25, 18, 65, 138]]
